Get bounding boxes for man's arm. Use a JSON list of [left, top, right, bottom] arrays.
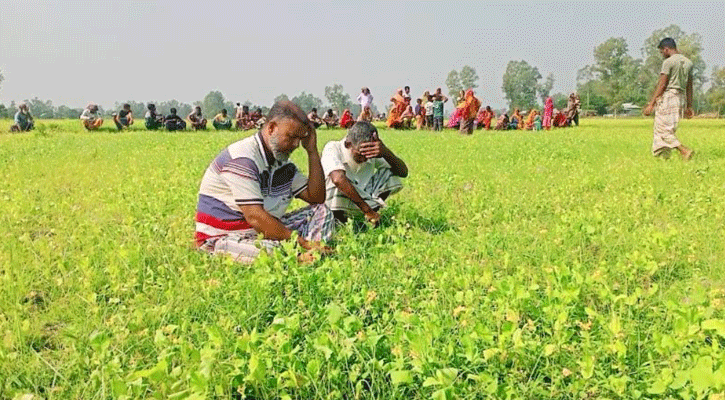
[[329, 170, 377, 215], [359, 140, 408, 178], [238, 204, 319, 250], [685, 73, 694, 118], [295, 128, 326, 204], [643, 74, 669, 116]]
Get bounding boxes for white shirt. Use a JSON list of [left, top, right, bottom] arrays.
[[80, 108, 100, 121], [424, 102, 434, 116], [321, 138, 390, 200], [356, 93, 373, 109]]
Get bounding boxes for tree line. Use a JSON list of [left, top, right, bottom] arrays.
[[2, 24, 724, 119]]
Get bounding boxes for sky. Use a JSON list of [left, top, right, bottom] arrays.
[[1, 0, 724, 111]]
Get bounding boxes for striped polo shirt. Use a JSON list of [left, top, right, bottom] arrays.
[[195, 132, 308, 245]]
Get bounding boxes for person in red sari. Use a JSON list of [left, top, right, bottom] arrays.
[[459, 89, 481, 135], [386, 88, 407, 128], [553, 109, 568, 127], [340, 109, 355, 128], [476, 106, 495, 130]]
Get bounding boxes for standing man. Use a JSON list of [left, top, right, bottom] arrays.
[[643, 37, 694, 160], [321, 121, 408, 224], [195, 101, 334, 263]]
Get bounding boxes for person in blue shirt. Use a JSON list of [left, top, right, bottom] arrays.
[[11, 102, 34, 132]]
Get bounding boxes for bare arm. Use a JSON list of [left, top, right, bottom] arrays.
[[295, 129, 326, 204], [643, 74, 669, 116], [359, 141, 408, 178], [329, 170, 375, 214]]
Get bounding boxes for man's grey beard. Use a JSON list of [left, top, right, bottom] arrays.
[[269, 135, 291, 162]]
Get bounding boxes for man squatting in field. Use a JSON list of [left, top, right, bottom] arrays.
[[321, 121, 408, 225], [195, 101, 334, 263], [643, 37, 694, 160]]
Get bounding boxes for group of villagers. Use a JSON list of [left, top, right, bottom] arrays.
[[78, 103, 265, 132], [306, 87, 376, 130], [385, 86, 582, 134], [195, 101, 408, 264], [195, 37, 695, 264]]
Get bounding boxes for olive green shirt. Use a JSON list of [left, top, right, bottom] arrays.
[[660, 53, 693, 92]]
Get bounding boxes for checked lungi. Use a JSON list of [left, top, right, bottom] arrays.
[[199, 204, 335, 264], [652, 89, 684, 157], [326, 168, 403, 215]]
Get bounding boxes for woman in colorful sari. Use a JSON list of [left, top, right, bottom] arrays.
[[476, 106, 495, 130], [340, 109, 355, 129], [543, 96, 553, 130], [399, 100, 415, 129], [459, 89, 481, 135], [509, 108, 523, 130], [447, 89, 466, 128], [524, 109, 537, 130], [357, 106, 373, 122], [553, 109, 568, 127], [386, 88, 407, 128]]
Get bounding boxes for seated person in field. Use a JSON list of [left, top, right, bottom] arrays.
[[414, 99, 425, 130], [250, 108, 267, 128], [358, 106, 373, 122], [236, 105, 255, 130], [113, 103, 134, 130], [340, 109, 355, 129], [476, 106, 494, 130], [553, 109, 568, 127], [145, 103, 164, 130], [495, 113, 509, 130], [509, 108, 523, 130], [399, 101, 415, 129], [195, 101, 334, 264], [524, 109, 537, 130], [323, 109, 339, 128], [80, 103, 103, 130], [188, 106, 208, 130], [10, 102, 34, 132], [308, 108, 324, 128], [213, 109, 233, 130], [165, 108, 187, 131], [534, 113, 542, 131], [321, 121, 408, 225]]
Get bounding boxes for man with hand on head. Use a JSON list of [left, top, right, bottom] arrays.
[[321, 121, 408, 225], [195, 101, 334, 263]]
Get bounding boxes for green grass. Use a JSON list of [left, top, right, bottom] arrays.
[[1, 118, 724, 399]]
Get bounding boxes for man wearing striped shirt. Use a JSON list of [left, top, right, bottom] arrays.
[[195, 101, 334, 263]]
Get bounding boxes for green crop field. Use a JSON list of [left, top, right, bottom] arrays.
[[1, 118, 724, 399]]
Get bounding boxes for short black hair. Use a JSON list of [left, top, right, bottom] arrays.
[[404, 86, 410, 90], [147, 103, 155, 109], [195, 106, 201, 110], [170, 108, 177, 114], [221, 109, 227, 114], [658, 37, 677, 49], [267, 100, 311, 128], [311, 108, 317, 112], [123, 103, 130, 109]]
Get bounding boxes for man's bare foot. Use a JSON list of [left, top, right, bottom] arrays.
[[681, 149, 694, 161]]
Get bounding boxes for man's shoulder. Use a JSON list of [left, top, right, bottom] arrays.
[[227, 134, 262, 161], [322, 139, 344, 157]]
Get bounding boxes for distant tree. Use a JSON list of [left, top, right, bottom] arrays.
[[324, 84, 353, 114], [0, 69, 4, 92], [157, 100, 193, 117], [459, 66, 479, 90], [274, 94, 290, 103], [502, 60, 541, 110], [706, 66, 725, 115], [0, 104, 7, 119], [201, 91, 227, 116], [291, 91, 324, 113], [27, 97, 55, 118], [8, 101, 17, 118], [551, 93, 568, 110], [56, 105, 82, 119], [537, 73, 555, 105], [445, 70, 463, 99]]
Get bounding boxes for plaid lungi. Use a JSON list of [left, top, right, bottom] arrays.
[[652, 89, 684, 156], [200, 204, 335, 264], [326, 168, 403, 215]]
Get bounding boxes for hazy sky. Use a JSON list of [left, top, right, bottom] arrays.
[[1, 1, 723, 111]]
